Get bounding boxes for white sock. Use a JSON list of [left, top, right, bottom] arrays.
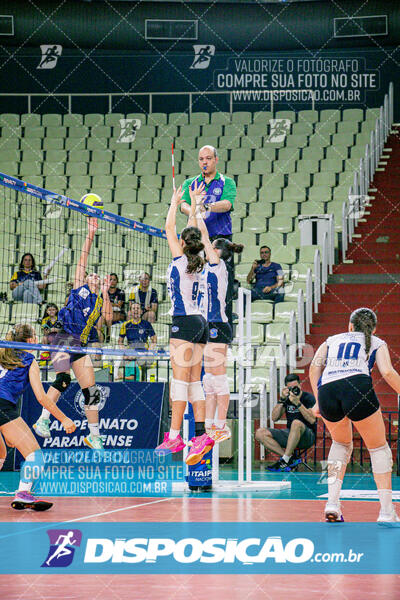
[[88, 423, 100, 437], [378, 489, 393, 514], [282, 454, 291, 463], [40, 409, 51, 420], [169, 429, 180, 440], [18, 481, 33, 492], [215, 419, 226, 429], [328, 478, 343, 506], [205, 418, 213, 430]]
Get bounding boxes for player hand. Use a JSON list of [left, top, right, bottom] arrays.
[[87, 217, 98, 235], [189, 180, 206, 207], [62, 418, 76, 434], [171, 185, 185, 206], [101, 274, 111, 294]]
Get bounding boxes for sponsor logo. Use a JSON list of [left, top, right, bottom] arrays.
[[210, 328, 218, 339], [214, 188, 222, 195], [3, 177, 17, 186], [37, 44, 62, 69], [78, 287, 90, 299], [117, 118, 141, 144], [190, 45, 215, 70], [266, 119, 291, 143], [42, 529, 82, 568], [74, 385, 110, 416], [103, 214, 116, 222], [171, 326, 179, 333], [26, 187, 42, 197]]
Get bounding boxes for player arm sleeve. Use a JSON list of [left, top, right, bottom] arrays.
[[221, 177, 236, 209]]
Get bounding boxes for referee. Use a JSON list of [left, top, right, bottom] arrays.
[[180, 145, 237, 325]]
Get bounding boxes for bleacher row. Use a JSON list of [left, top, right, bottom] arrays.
[[0, 106, 378, 387]]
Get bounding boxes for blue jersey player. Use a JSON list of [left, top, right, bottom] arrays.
[[0, 323, 75, 511], [33, 217, 112, 449]]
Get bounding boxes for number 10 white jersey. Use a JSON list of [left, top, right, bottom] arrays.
[[319, 331, 386, 387]]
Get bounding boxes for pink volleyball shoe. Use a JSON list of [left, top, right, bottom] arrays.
[[185, 434, 215, 466], [155, 432, 185, 455]]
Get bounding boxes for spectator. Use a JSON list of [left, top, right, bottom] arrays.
[[255, 374, 317, 472], [9, 253, 47, 305], [41, 303, 60, 344], [246, 246, 285, 303], [128, 272, 158, 323], [180, 145, 236, 242], [118, 303, 157, 351], [108, 273, 126, 324]]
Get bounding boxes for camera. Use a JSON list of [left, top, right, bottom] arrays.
[[289, 385, 301, 397]]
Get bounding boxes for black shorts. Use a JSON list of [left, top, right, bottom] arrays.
[[208, 321, 232, 344], [0, 398, 20, 426], [270, 426, 315, 450], [50, 331, 86, 373], [318, 374, 380, 422], [170, 315, 209, 344]]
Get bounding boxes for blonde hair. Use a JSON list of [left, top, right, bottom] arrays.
[[0, 323, 35, 370]]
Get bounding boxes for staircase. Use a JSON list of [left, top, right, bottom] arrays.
[[303, 127, 400, 412]]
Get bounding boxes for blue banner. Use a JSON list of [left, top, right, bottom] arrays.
[[0, 522, 398, 574], [18, 382, 165, 467]]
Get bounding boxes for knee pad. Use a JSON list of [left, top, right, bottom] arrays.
[[170, 379, 189, 402], [82, 385, 101, 408], [328, 440, 353, 465], [51, 372, 71, 393], [202, 373, 214, 395], [188, 381, 205, 403], [213, 373, 230, 396], [369, 443, 393, 474], [20, 450, 44, 484]]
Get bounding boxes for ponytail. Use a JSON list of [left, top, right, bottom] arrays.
[[350, 307, 377, 355], [181, 227, 205, 274], [213, 238, 244, 261], [0, 323, 35, 370]]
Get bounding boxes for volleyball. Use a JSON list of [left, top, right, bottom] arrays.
[[80, 193, 103, 210]]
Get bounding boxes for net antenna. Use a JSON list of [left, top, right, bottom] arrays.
[[171, 142, 176, 191]]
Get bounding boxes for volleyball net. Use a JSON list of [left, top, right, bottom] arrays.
[[0, 172, 172, 366]]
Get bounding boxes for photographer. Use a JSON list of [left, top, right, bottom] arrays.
[[255, 373, 316, 472]]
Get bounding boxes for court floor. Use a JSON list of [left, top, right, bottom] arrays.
[[0, 469, 399, 599]]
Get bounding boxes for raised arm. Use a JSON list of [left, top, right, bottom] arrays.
[[165, 186, 185, 258], [74, 217, 97, 289], [188, 181, 219, 264], [29, 360, 76, 433]]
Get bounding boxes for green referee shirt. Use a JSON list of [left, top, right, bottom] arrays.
[[181, 171, 236, 208]]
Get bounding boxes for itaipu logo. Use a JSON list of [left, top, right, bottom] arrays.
[[42, 529, 82, 568], [74, 386, 110, 416]]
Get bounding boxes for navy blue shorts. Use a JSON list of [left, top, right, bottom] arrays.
[[170, 315, 209, 344], [318, 375, 380, 422], [208, 321, 232, 344]]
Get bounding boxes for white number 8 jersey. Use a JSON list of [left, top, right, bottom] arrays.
[[319, 331, 386, 387], [167, 255, 204, 316]]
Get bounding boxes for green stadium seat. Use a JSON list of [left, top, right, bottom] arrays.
[[320, 158, 343, 173], [325, 145, 349, 159], [237, 173, 260, 188], [338, 171, 354, 186], [43, 138, 64, 150], [114, 188, 137, 203], [254, 147, 276, 161], [301, 146, 324, 161], [84, 114, 104, 127], [274, 203, 298, 218], [288, 172, 310, 187], [134, 161, 156, 176], [89, 125, 111, 138], [247, 123, 267, 138], [152, 138, 173, 150], [66, 163, 87, 175], [286, 134, 308, 148], [134, 125, 155, 138], [90, 149, 112, 163], [253, 111, 273, 124], [91, 175, 114, 188], [342, 108, 363, 122], [275, 159, 296, 176], [233, 231, 256, 246], [179, 124, 200, 138], [158, 124, 178, 138], [147, 113, 167, 126], [292, 122, 313, 135], [300, 200, 325, 215], [24, 126, 45, 138], [365, 108, 380, 121], [21, 114, 41, 127], [268, 216, 293, 233], [344, 157, 360, 172], [232, 202, 247, 218], [298, 246, 320, 264], [20, 161, 41, 175], [332, 133, 354, 147], [278, 147, 300, 162], [274, 302, 298, 322], [145, 203, 168, 218], [350, 146, 366, 159], [337, 121, 359, 134], [104, 113, 124, 127], [42, 162, 64, 176], [308, 184, 332, 202], [169, 112, 188, 126], [1, 126, 22, 140], [266, 322, 291, 344], [21, 175, 43, 186], [232, 111, 252, 124], [332, 185, 350, 201], [355, 132, 371, 147], [319, 109, 340, 123], [250, 159, 273, 174], [89, 162, 111, 175], [282, 185, 307, 202], [190, 112, 209, 125], [140, 174, 162, 189], [156, 162, 173, 176], [211, 112, 231, 124], [258, 183, 283, 203], [87, 137, 108, 150], [313, 171, 336, 187], [252, 302, 274, 324], [248, 202, 273, 218], [67, 126, 88, 140], [120, 204, 144, 219], [0, 149, 20, 162], [227, 160, 249, 175], [224, 125, 244, 138], [308, 131, 331, 147], [235, 261, 251, 283], [20, 140, 42, 153], [297, 159, 319, 173], [115, 148, 137, 161], [92, 188, 113, 203], [258, 232, 284, 248], [110, 162, 132, 177], [0, 114, 19, 126], [360, 120, 375, 133], [46, 126, 66, 138], [270, 246, 296, 265], [275, 110, 295, 122], [0, 138, 20, 150], [235, 186, 258, 204], [142, 216, 165, 229], [202, 124, 222, 137], [298, 110, 318, 124], [68, 175, 91, 189], [229, 148, 250, 162], [11, 303, 40, 323], [126, 113, 146, 124], [63, 114, 83, 126], [195, 136, 218, 150]]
